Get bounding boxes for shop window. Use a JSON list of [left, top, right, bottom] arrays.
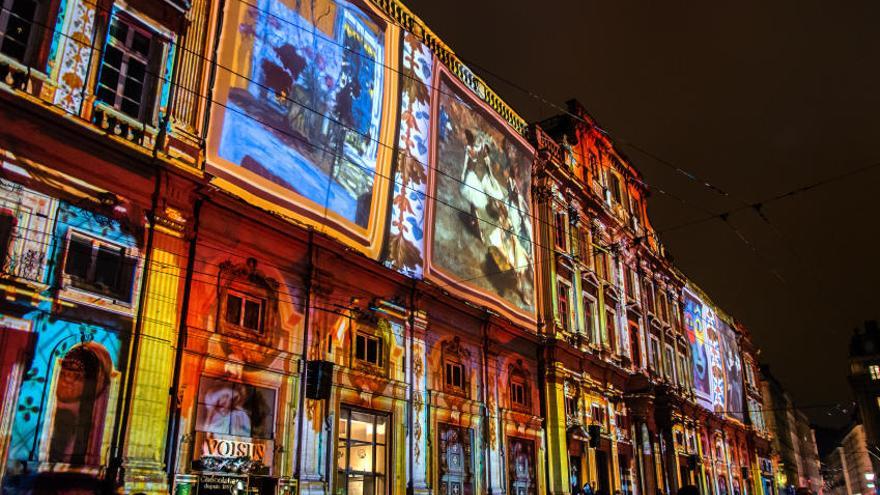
[[62, 231, 137, 303], [95, 13, 167, 122], [445, 360, 465, 391], [337, 408, 388, 495], [49, 346, 109, 465], [0, 0, 53, 64], [224, 290, 264, 334], [355, 332, 383, 367], [870, 365, 880, 380]]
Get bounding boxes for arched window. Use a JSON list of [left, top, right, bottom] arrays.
[[49, 346, 109, 465]]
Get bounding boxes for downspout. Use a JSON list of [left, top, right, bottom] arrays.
[[537, 334, 553, 495], [294, 230, 315, 483], [407, 280, 417, 495], [480, 317, 493, 494], [107, 164, 162, 488], [164, 193, 204, 484]]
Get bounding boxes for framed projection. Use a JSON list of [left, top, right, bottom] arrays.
[[424, 67, 536, 325], [207, 0, 399, 258]]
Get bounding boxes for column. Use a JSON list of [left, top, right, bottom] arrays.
[[544, 362, 571, 495], [410, 311, 430, 495], [123, 206, 188, 494]]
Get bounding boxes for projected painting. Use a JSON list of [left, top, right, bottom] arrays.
[[426, 71, 535, 318], [719, 321, 744, 421], [208, 0, 395, 254], [684, 291, 711, 405]]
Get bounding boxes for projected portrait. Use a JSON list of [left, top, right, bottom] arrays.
[[427, 72, 535, 317], [208, 0, 396, 255], [196, 377, 275, 439], [684, 293, 712, 400], [720, 322, 744, 421]]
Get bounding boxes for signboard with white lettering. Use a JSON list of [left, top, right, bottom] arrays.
[[192, 432, 274, 476]]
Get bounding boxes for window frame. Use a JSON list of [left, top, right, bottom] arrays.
[[557, 276, 573, 333], [336, 407, 389, 495], [0, 0, 55, 66], [223, 289, 266, 335], [444, 359, 466, 392], [59, 228, 138, 307], [354, 332, 384, 368], [94, 11, 168, 124]]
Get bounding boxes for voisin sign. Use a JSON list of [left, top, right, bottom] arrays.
[[192, 432, 274, 475]]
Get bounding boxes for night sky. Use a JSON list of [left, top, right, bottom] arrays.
[[404, 0, 880, 428]]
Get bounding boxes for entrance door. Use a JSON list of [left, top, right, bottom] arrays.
[[337, 407, 388, 495], [507, 437, 536, 495], [595, 449, 610, 495], [569, 455, 582, 494], [439, 423, 473, 495]]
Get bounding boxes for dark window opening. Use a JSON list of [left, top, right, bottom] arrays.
[[355, 333, 383, 367], [63, 233, 136, 303], [445, 361, 465, 390], [95, 14, 165, 122], [224, 291, 264, 333]]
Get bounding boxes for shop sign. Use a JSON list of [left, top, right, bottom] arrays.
[[192, 432, 274, 475]]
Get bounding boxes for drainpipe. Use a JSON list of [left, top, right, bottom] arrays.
[[294, 230, 315, 484], [537, 334, 553, 495], [106, 164, 162, 489], [164, 193, 204, 486], [481, 317, 493, 494]]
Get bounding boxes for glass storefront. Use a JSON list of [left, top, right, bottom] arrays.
[[337, 407, 389, 495]]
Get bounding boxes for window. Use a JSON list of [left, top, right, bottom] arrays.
[[355, 333, 384, 367], [576, 228, 591, 263], [629, 323, 641, 367], [605, 308, 617, 351], [554, 210, 568, 252], [607, 172, 622, 204], [444, 360, 465, 390], [664, 345, 675, 381], [337, 408, 388, 495], [557, 278, 572, 332], [62, 232, 137, 303], [645, 282, 656, 314], [0, 212, 14, 269], [565, 395, 579, 418], [0, 0, 49, 64], [582, 291, 596, 339], [869, 365, 880, 380], [591, 404, 606, 427], [510, 380, 527, 408], [224, 291, 264, 333], [95, 14, 166, 122], [678, 353, 690, 388], [649, 335, 661, 373], [623, 267, 635, 299], [659, 293, 669, 321], [595, 250, 608, 280]]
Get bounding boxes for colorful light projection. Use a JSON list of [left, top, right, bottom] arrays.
[[719, 320, 744, 422], [423, 68, 536, 322], [684, 287, 726, 414], [207, 0, 399, 258]]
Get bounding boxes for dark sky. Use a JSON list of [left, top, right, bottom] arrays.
[[403, 0, 880, 429]]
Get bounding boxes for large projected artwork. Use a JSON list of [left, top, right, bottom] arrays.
[[425, 70, 535, 321], [208, 0, 397, 256], [719, 321, 744, 421], [684, 291, 712, 404]]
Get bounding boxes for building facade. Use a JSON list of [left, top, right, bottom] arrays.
[[0, 0, 772, 494], [761, 367, 822, 495], [822, 423, 874, 495]]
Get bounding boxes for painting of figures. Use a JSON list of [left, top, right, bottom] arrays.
[[428, 73, 535, 316], [719, 321, 744, 421], [210, 0, 391, 230]]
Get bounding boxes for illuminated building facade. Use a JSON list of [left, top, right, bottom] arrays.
[[0, 0, 773, 494]]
